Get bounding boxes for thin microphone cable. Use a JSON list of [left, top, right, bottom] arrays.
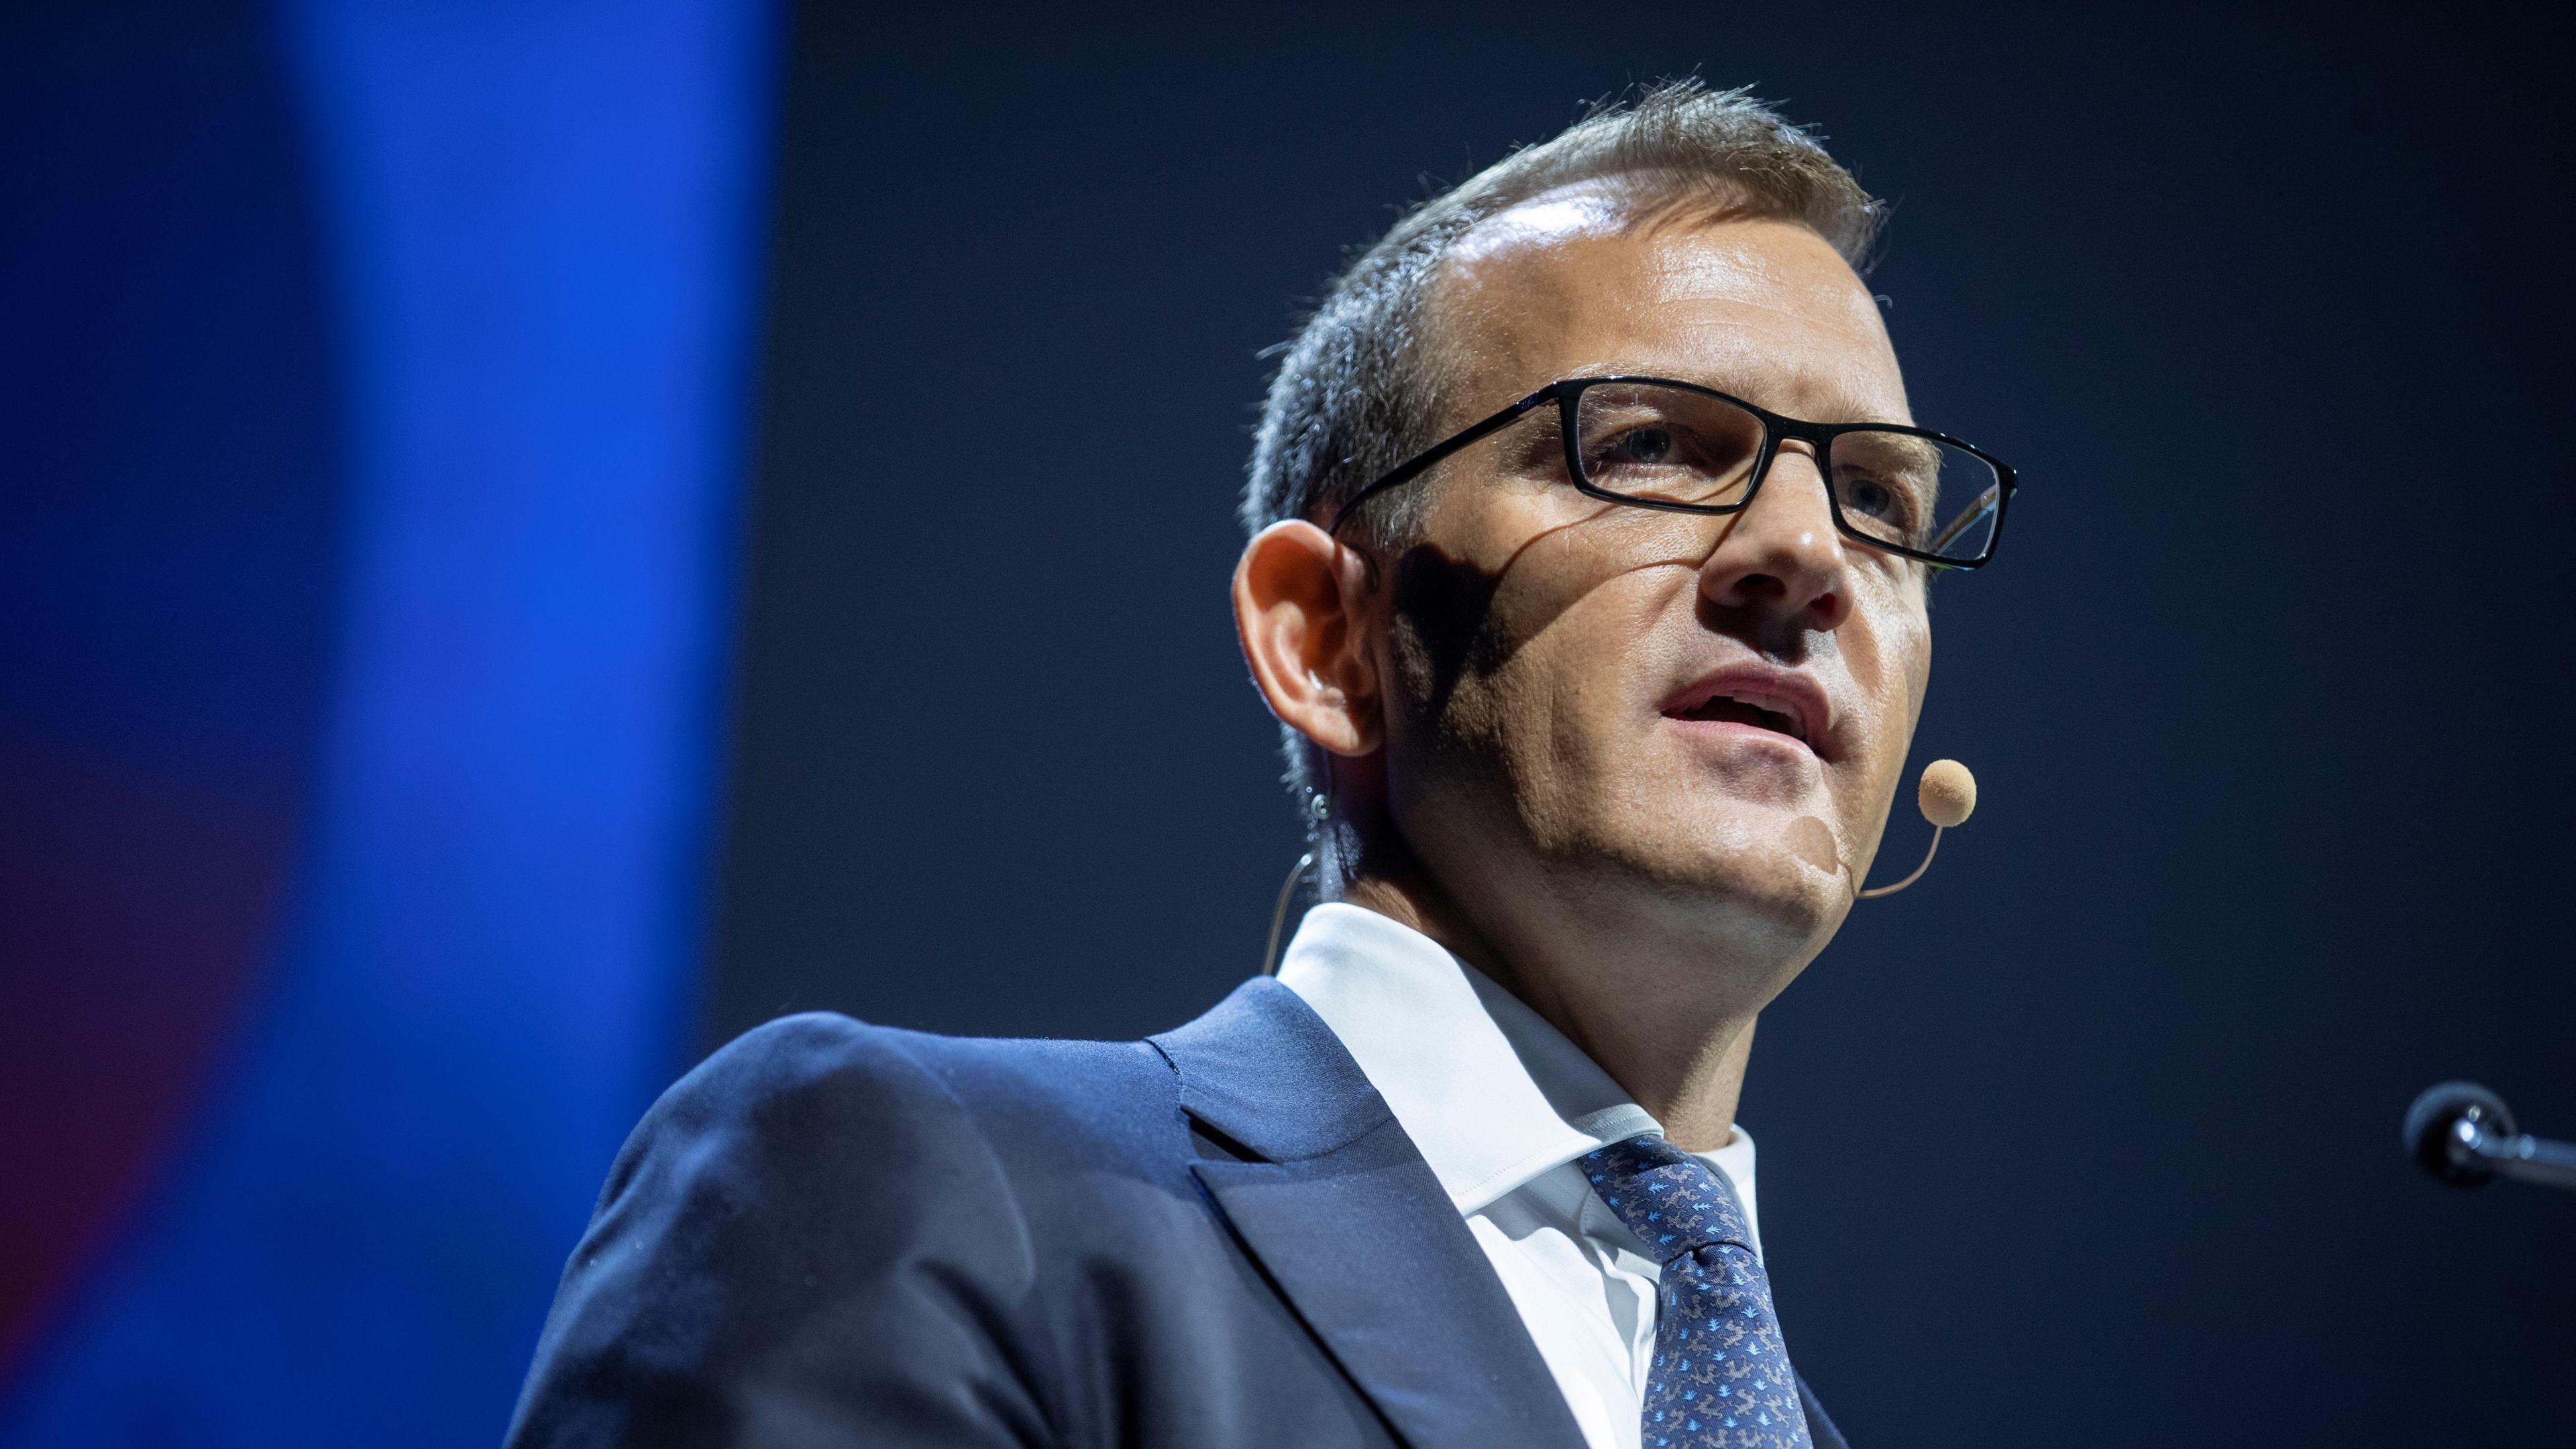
[[1260, 851, 1314, 977]]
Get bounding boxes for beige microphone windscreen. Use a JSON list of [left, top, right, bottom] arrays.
[[1918, 759, 1977, 828]]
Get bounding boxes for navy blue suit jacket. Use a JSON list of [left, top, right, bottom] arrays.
[[506, 978, 1848, 1448]]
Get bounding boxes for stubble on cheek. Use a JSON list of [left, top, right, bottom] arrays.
[[1381, 544, 1514, 839], [1383, 540, 1595, 855], [1387, 543, 1509, 719]]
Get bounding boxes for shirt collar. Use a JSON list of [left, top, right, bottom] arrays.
[[1275, 902, 1759, 1242]]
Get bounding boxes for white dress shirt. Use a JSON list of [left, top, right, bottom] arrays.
[[1275, 903, 1765, 1449]]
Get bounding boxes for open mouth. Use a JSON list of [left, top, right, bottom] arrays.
[[1669, 692, 1810, 745], [1660, 667, 1829, 756]]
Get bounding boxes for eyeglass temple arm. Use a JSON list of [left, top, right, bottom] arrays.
[[1325, 387, 1556, 536], [1922, 480, 2002, 560]]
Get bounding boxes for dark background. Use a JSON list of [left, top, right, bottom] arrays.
[[712, 3, 2574, 1443]]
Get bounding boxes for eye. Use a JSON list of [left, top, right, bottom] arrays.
[[1604, 425, 1676, 466], [1830, 451, 1933, 540], [1572, 384, 1764, 506], [1838, 473, 1903, 523]]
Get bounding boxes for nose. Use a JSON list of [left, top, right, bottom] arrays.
[[1697, 445, 1854, 632]]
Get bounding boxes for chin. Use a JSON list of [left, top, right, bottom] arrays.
[[1707, 851, 1847, 949], [1587, 816, 1852, 960]]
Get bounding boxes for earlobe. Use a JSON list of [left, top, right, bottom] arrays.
[[1232, 521, 1382, 757]]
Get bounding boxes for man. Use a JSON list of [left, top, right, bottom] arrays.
[[508, 80, 2012, 1449]]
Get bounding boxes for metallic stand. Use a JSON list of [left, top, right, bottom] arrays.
[[2405, 1081, 2576, 1192]]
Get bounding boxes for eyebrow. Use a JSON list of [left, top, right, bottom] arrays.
[[1559, 362, 1908, 427]]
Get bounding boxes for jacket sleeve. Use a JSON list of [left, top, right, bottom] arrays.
[[504, 1013, 1057, 1449]]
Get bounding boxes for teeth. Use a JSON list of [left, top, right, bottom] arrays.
[[1719, 690, 1802, 739]]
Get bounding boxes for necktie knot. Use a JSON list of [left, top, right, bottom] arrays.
[[1580, 1134, 1756, 1264]]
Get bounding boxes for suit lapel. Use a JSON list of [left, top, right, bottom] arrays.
[[1153, 980, 1587, 1449], [1796, 1375, 1850, 1449]]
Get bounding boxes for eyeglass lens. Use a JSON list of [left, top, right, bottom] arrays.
[[1571, 382, 2002, 564]]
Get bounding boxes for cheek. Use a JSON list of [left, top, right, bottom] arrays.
[[1387, 545, 1511, 709], [1493, 582, 1676, 818], [1397, 572, 1656, 810], [1389, 510, 1659, 731], [1838, 566, 1927, 693], [1886, 592, 1931, 726], [1837, 582, 1932, 813]]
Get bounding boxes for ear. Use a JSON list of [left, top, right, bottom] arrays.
[[1232, 520, 1383, 757]]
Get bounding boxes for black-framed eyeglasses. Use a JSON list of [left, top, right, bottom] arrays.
[[1326, 374, 2018, 570]]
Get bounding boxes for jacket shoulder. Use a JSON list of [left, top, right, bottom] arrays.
[[511, 1012, 1172, 1446], [644, 1010, 1179, 1190]]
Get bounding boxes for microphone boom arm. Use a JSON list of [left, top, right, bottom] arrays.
[[2445, 1116, 2576, 1192], [1855, 825, 1942, 899]]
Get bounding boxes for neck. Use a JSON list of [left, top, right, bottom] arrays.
[[1335, 845, 1770, 1155]]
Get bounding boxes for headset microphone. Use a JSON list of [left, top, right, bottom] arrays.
[[1856, 759, 1977, 900], [1264, 756, 1978, 972]]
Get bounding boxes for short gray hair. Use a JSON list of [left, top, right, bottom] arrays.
[[1240, 79, 1884, 818]]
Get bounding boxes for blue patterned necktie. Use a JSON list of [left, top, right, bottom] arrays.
[[1583, 1135, 1812, 1449]]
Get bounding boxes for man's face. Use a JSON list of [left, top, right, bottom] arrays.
[[1375, 186, 1929, 973]]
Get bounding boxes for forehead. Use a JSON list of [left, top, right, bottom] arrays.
[[1428, 180, 1909, 427]]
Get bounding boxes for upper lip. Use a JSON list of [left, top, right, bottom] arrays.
[[1660, 662, 1835, 758]]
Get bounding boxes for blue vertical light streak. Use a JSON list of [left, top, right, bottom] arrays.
[[0, 1, 773, 1441]]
